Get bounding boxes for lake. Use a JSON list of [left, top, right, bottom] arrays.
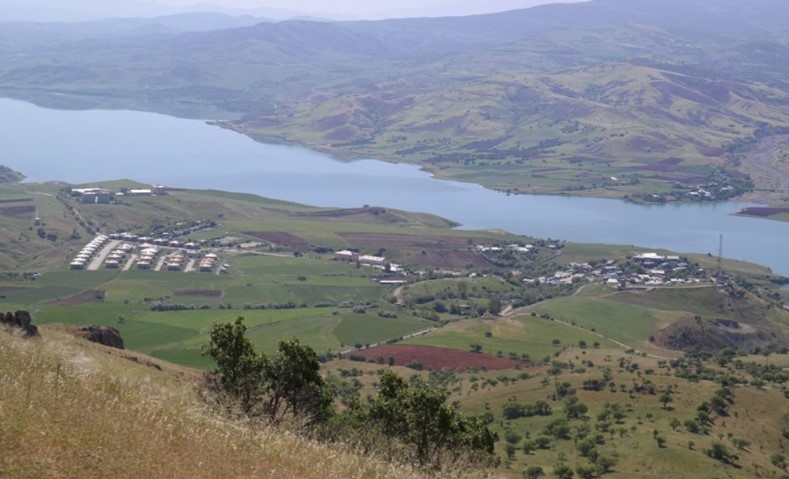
[[2, 97, 788, 275]]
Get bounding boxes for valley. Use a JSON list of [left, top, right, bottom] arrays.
[[1, 180, 788, 478], [3, 1, 789, 477]]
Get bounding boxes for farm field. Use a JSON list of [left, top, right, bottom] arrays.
[[404, 315, 620, 360]]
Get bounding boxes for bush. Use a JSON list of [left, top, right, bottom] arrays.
[[705, 442, 738, 465], [524, 465, 544, 479], [554, 463, 575, 478]]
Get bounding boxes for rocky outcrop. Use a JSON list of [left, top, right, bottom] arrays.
[[79, 326, 124, 350], [1, 310, 39, 337]]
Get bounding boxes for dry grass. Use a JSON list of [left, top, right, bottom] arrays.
[[0, 327, 427, 479]]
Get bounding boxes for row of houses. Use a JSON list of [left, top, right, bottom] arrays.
[[165, 251, 188, 271], [70, 235, 109, 269], [136, 246, 161, 270], [199, 253, 219, 273], [104, 243, 135, 269]]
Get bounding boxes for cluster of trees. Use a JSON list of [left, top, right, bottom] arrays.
[[202, 317, 497, 470], [502, 399, 552, 419], [202, 317, 331, 422]]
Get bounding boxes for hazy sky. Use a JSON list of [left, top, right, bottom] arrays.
[[150, 0, 585, 18], [0, 0, 589, 22]]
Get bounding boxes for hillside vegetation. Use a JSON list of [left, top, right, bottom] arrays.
[[0, 326, 426, 479]]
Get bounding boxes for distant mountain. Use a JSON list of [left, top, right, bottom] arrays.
[[1, 0, 788, 201], [0, 13, 268, 46]]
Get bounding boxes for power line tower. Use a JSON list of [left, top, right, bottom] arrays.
[[716, 234, 723, 281]]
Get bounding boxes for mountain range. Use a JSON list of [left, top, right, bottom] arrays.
[[1, 0, 789, 201]]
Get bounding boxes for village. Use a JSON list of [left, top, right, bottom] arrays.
[[524, 252, 709, 289], [70, 232, 225, 274]]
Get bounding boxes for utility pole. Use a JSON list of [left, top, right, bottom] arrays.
[[716, 234, 723, 281]]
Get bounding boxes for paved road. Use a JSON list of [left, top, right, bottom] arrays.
[[154, 257, 166, 272], [86, 240, 121, 271], [184, 259, 196, 273], [123, 254, 138, 271]]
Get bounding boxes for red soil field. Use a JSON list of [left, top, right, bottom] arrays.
[[46, 289, 105, 306], [337, 232, 492, 268], [348, 344, 530, 371]]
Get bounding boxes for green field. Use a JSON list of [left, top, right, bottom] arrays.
[[405, 315, 619, 360], [530, 296, 679, 348]]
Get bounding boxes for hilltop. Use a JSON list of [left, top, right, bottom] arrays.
[[0, 165, 25, 183]]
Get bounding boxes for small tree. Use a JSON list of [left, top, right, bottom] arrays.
[[202, 317, 264, 413], [670, 418, 681, 430], [659, 392, 673, 409], [524, 465, 545, 479], [262, 339, 333, 424], [575, 464, 598, 479], [488, 296, 503, 316], [363, 369, 497, 468], [506, 443, 517, 460], [554, 463, 575, 479], [684, 419, 700, 434], [523, 440, 536, 455], [577, 437, 598, 457], [706, 442, 739, 465], [771, 452, 786, 470], [595, 455, 617, 473]]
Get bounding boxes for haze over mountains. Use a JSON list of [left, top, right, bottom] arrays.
[[0, 0, 584, 22], [1, 0, 789, 200]]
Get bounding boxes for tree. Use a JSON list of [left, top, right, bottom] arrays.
[[575, 464, 599, 479], [732, 438, 750, 451], [670, 418, 681, 430], [262, 339, 333, 424], [363, 370, 497, 468], [534, 435, 553, 449], [706, 441, 739, 465], [202, 319, 332, 423], [554, 463, 575, 478], [488, 296, 503, 316], [684, 419, 700, 433], [524, 465, 545, 479], [659, 391, 673, 409], [564, 397, 589, 419], [202, 317, 265, 413], [506, 443, 517, 460], [771, 452, 786, 470], [576, 437, 598, 457], [595, 455, 617, 473], [522, 440, 536, 455], [505, 430, 522, 445]]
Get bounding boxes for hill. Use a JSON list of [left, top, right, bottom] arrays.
[[0, 324, 426, 479], [0, 165, 25, 183], [2, 1, 789, 203]]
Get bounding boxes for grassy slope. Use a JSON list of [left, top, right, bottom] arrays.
[[452, 348, 789, 478], [0, 327, 426, 479], [235, 64, 789, 199]]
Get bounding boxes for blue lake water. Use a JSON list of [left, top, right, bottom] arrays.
[[2, 97, 787, 275]]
